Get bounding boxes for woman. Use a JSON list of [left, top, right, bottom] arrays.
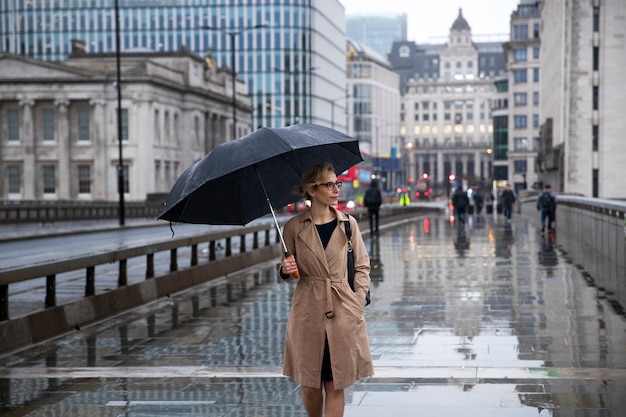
[[279, 162, 374, 417]]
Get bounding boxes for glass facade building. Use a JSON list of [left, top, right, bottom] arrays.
[[0, 0, 347, 130]]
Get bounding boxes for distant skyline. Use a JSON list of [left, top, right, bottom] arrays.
[[340, 0, 521, 43]]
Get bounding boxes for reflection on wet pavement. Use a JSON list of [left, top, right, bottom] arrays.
[[1, 214, 625, 416]]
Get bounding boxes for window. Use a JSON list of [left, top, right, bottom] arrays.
[[514, 160, 527, 173], [399, 45, 410, 58], [533, 114, 539, 128], [513, 69, 527, 83], [77, 109, 90, 141], [42, 109, 55, 141], [121, 108, 129, 141], [514, 48, 527, 62], [43, 165, 56, 194], [533, 47, 540, 59], [422, 101, 429, 110], [513, 24, 528, 39], [533, 68, 539, 82], [592, 125, 599, 151], [423, 114, 429, 121], [122, 165, 129, 193], [514, 93, 527, 106], [414, 102, 419, 110], [414, 114, 419, 121], [532, 137, 540, 151], [593, 47, 599, 71], [444, 113, 451, 121], [533, 23, 539, 38], [593, 86, 599, 110], [593, 7, 600, 32], [78, 165, 91, 193], [514, 115, 527, 128], [444, 101, 451, 110], [8, 109, 20, 141], [533, 92, 539, 105], [8, 165, 21, 194], [514, 137, 528, 151]]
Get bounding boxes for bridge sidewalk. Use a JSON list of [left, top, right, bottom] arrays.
[[1, 211, 625, 416]]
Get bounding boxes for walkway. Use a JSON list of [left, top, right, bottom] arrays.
[[1, 210, 625, 416]]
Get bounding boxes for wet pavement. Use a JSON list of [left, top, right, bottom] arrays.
[[1, 211, 625, 416]]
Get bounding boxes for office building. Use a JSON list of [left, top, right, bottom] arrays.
[[498, 0, 542, 193], [0, 0, 347, 133], [389, 9, 507, 191], [346, 13, 407, 58], [538, 0, 626, 199], [345, 39, 400, 192]]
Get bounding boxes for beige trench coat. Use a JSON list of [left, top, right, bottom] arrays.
[[281, 207, 374, 390]]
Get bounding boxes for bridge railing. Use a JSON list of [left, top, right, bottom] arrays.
[[519, 194, 626, 310], [0, 205, 431, 354]]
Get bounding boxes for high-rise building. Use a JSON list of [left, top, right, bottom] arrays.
[[0, 0, 347, 132], [388, 9, 508, 191], [499, 0, 542, 193], [345, 39, 400, 192], [346, 13, 407, 58], [539, 0, 626, 199]]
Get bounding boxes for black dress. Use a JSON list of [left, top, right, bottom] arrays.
[[315, 220, 337, 382]]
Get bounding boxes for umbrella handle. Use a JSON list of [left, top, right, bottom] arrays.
[[284, 251, 299, 278]]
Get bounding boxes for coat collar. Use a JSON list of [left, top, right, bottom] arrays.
[[296, 206, 350, 271]]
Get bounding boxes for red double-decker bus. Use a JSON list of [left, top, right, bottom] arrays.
[[336, 166, 372, 211]]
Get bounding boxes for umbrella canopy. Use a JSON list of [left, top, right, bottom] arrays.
[[158, 123, 363, 225]]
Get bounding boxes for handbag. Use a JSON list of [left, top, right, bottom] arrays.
[[344, 216, 371, 306]]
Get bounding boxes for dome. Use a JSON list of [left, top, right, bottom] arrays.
[[450, 8, 471, 32]]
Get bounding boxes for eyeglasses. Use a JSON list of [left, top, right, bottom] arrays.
[[317, 181, 343, 190]]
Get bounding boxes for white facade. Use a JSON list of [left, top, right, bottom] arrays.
[[502, 0, 542, 192], [402, 13, 496, 189], [539, 0, 626, 198], [0, 51, 250, 202]]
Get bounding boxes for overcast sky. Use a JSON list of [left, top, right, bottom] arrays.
[[340, 0, 521, 43]]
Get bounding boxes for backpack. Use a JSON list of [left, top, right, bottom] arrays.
[[539, 192, 555, 210]]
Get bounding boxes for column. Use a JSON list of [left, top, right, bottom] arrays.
[[55, 100, 70, 199], [19, 99, 36, 199], [436, 151, 444, 186], [474, 151, 481, 180], [90, 99, 106, 199], [461, 154, 468, 180]]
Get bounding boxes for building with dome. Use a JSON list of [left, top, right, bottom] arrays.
[[388, 9, 507, 193]]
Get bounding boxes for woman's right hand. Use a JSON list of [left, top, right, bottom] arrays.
[[282, 255, 299, 278]]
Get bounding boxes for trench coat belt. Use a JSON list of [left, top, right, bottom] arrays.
[[307, 275, 340, 319]]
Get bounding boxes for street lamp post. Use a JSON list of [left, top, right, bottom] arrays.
[[203, 24, 266, 139], [114, 0, 125, 226]]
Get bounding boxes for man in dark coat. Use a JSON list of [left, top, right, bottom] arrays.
[[451, 187, 470, 225], [536, 184, 557, 232], [500, 184, 516, 223], [363, 180, 382, 237]]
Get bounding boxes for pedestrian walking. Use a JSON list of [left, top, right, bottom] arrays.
[[451, 186, 470, 225], [363, 180, 382, 237], [501, 184, 516, 223], [279, 162, 374, 417], [537, 184, 557, 232], [472, 188, 484, 215]]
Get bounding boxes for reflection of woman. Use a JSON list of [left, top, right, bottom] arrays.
[[279, 162, 373, 417]]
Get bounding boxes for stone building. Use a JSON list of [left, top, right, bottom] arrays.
[[538, 0, 626, 199], [0, 44, 250, 202], [390, 9, 507, 191]]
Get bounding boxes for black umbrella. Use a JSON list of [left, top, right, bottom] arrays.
[[158, 123, 363, 269]]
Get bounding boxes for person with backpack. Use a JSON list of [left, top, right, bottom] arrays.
[[363, 180, 383, 237], [451, 186, 470, 225], [537, 184, 557, 232], [472, 188, 484, 215], [500, 184, 516, 223]]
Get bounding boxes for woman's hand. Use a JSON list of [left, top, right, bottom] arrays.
[[282, 255, 299, 278]]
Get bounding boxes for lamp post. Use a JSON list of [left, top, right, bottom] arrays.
[[114, 0, 125, 226], [203, 24, 266, 138]]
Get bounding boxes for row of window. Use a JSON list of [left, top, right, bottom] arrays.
[[410, 123, 492, 136], [3, 107, 128, 143], [405, 100, 488, 111], [513, 114, 540, 129], [513, 91, 540, 106], [513, 22, 540, 40], [407, 112, 489, 122], [5, 164, 129, 196]]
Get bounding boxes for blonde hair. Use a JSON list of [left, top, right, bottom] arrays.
[[294, 162, 335, 200]]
